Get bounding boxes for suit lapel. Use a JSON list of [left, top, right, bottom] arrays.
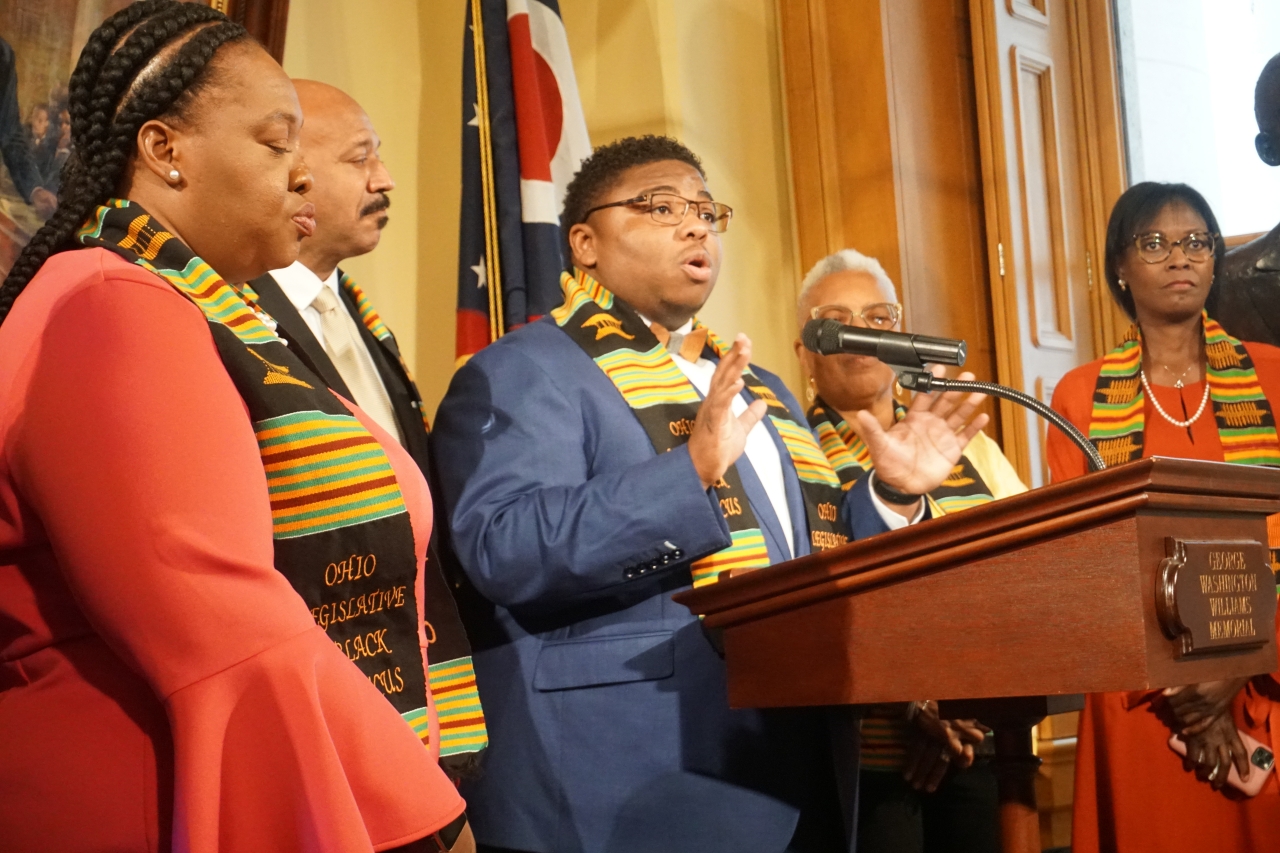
[[248, 274, 354, 399]]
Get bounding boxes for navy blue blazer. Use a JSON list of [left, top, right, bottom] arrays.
[[432, 317, 897, 853]]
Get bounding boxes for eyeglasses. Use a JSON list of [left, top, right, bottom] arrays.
[[583, 192, 734, 233], [810, 302, 902, 330], [1132, 230, 1217, 264]]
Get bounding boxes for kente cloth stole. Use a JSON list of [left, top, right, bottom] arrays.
[[1088, 315, 1280, 469], [335, 270, 487, 757], [78, 199, 436, 746], [807, 399, 995, 516], [552, 269, 850, 587]]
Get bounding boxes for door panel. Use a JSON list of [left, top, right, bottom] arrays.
[[971, 0, 1097, 486], [1012, 47, 1073, 350]]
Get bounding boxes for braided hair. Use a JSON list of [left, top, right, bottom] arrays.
[[0, 0, 249, 326]]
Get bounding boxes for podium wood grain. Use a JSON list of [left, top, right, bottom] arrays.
[[675, 457, 1280, 852]]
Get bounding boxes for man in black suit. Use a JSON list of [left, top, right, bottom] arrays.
[[1216, 52, 1280, 345], [248, 80, 487, 782]]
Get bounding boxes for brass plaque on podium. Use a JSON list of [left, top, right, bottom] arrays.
[[1157, 538, 1276, 657]]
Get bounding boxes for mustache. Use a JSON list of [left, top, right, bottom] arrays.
[[360, 194, 391, 218]]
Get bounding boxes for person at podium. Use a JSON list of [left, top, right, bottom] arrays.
[[1048, 181, 1280, 852], [794, 248, 1025, 853], [430, 135, 992, 853]]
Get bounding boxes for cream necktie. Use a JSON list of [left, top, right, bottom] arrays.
[[311, 285, 405, 445]]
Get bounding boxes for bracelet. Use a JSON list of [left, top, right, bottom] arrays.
[[871, 473, 923, 506]]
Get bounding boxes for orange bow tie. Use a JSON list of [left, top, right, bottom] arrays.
[[649, 323, 709, 362]]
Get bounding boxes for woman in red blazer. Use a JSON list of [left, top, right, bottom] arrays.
[[0, 2, 467, 851]]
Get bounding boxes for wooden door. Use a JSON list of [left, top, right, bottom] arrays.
[[970, 0, 1105, 486]]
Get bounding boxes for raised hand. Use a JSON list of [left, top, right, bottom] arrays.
[[688, 333, 768, 489], [856, 365, 989, 495]]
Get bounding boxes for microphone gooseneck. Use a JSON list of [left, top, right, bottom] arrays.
[[898, 372, 1106, 472]]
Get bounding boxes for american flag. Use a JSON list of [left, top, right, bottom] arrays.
[[457, 0, 590, 362]]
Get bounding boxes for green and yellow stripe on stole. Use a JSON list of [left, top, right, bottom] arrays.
[[1212, 368, 1280, 465], [150, 256, 280, 345], [551, 268, 615, 325], [690, 528, 771, 588], [594, 346, 702, 408], [1204, 324, 1280, 465], [1089, 344, 1144, 438], [931, 493, 993, 514], [340, 272, 392, 341], [429, 656, 490, 756], [813, 421, 861, 485], [1087, 336, 1147, 467], [75, 197, 129, 241], [860, 708, 912, 772], [255, 410, 407, 539], [401, 705, 432, 747], [770, 416, 842, 488]]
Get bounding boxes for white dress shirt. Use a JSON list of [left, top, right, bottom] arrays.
[[650, 318, 920, 559], [268, 261, 401, 436]]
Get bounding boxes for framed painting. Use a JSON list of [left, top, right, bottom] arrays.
[[0, 0, 288, 278]]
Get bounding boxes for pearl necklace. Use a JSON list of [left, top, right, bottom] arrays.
[[1140, 369, 1210, 428]]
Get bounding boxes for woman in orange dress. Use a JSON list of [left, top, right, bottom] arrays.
[[1049, 181, 1280, 852], [0, 2, 467, 850]]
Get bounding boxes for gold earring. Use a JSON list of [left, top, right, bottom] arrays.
[[1118, 279, 1128, 291], [806, 377, 816, 403]]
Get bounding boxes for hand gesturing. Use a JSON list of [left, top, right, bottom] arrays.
[[688, 334, 768, 489], [856, 365, 989, 495]]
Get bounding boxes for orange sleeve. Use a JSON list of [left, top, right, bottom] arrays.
[[10, 269, 461, 852], [1047, 362, 1103, 484], [1240, 342, 1280, 720]]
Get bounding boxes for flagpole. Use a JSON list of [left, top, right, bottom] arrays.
[[470, 0, 506, 342]]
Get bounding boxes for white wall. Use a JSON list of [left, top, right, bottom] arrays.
[[1119, 0, 1280, 236]]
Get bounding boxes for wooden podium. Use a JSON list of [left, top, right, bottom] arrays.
[[675, 458, 1280, 853]]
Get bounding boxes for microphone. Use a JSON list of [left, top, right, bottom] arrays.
[[801, 318, 967, 369], [800, 318, 1108, 472]]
